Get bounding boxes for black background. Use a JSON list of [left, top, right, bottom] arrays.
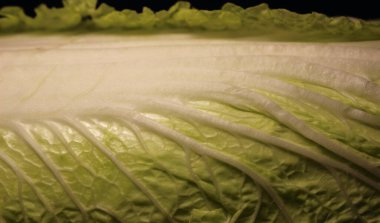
[[0, 0, 379, 20]]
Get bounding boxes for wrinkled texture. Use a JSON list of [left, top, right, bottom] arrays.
[[0, 1, 380, 41], [0, 34, 379, 223]]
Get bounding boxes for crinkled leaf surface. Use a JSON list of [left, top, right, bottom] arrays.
[[0, 34, 379, 223], [0, 1, 380, 223], [1, 1, 380, 41]]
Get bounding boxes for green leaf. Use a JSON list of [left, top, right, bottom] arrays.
[[25, 4, 81, 30], [63, 0, 97, 16], [0, 34, 379, 222], [0, 1, 379, 41], [0, 7, 28, 31]]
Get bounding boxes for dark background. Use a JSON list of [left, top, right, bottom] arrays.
[[0, 0, 379, 20]]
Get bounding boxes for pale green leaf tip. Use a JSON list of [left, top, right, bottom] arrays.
[[1, 0, 380, 41]]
